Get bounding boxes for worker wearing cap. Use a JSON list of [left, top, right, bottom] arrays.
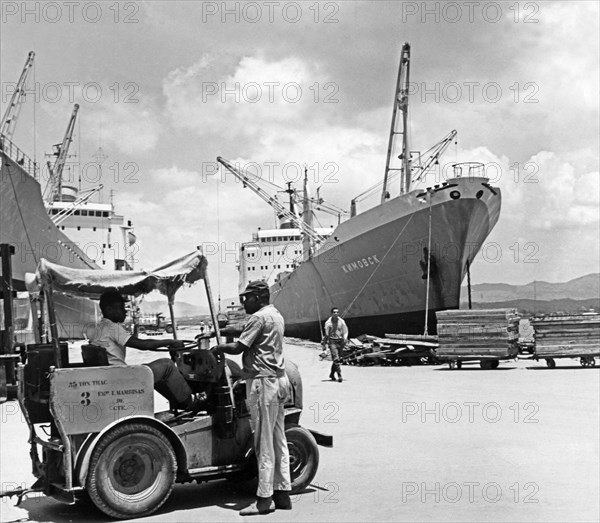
[[214, 280, 292, 516]]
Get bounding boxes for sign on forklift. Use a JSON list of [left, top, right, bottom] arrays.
[[0, 249, 332, 519]]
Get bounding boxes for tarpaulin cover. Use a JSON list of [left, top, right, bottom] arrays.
[[27, 250, 207, 300]]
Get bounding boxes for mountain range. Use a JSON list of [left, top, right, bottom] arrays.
[[461, 273, 599, 302], [140, 274, 600, 319]]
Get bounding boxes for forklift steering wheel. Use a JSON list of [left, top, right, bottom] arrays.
[[168, 340, 197, 352]]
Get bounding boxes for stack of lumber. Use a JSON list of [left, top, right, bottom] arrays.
[[436, 309, 520, 359], [530, 313, 600, 357]]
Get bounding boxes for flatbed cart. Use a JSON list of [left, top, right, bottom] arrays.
[[533, 352, 598, 368], [530, 313, 599, 368], [440, 355, 516, 370], [0, 250, 332, 519], [436, 308, 520, 370]]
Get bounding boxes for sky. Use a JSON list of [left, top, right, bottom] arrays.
[[1, 0, 599, 306]]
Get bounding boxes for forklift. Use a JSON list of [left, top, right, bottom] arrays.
[[0, 249, 332, 519]]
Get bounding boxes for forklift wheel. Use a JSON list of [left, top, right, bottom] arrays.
[[286, 424, 319, 493], [86, 422, 176, 519]]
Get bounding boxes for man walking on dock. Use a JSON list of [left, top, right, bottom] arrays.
[[322, 307, 348, 382]]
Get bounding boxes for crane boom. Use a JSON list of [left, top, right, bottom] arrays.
[[0, 51, 35, 141], [47, 104, 79, 203], [51, 184, 104, 225], [410, 129, 457, 184], [217, 157, 327, 248]]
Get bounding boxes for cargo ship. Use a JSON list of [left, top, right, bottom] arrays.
[[1, 52, 137, 340], [224, 43, 502, 340]]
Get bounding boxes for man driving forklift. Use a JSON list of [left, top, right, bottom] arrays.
[[87, 289, 206, 412]]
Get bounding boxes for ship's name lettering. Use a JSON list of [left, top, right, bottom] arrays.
[[342, 255, 381, 273]]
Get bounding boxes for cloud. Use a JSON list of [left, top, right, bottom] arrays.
[[163, 53, 337, 146], [87, 100, 161, 156]]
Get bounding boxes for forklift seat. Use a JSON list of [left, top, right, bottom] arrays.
[[81, 344, 109, 366]]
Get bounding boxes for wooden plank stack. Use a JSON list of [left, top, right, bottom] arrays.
[[436, 309, 520, 359], [530, 313, 600, 357]]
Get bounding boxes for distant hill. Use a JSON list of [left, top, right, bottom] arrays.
[[462, 273, 599, 302], [460, 298, 600, 316], [139, 300, 209, 318], [140, 274, 599, 320]]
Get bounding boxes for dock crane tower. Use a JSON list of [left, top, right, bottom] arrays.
[[217, 157, 330, 258], [0, 51, 35, 142], [46, 104, 79, 203]]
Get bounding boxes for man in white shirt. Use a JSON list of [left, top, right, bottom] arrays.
[[322, 307, 348, 382], [88, 289, 205, 411]]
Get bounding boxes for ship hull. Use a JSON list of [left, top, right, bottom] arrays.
[[271, 176, 501, 340], [1, 151, 99, 338]]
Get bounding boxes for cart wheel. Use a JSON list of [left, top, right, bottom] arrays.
[[580, 357, 588, 367], [591, 358, 596, 367], [87, 422, 176, 519], [546, 358, 556, 369], [480, 360, 493, 370], [456, 361, 463, 369], [449, 361, 456, 370], [490, 360, 500, 369], [285, 424, 319, 493]]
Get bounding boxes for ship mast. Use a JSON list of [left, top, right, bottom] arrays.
[[302, 167, 313, 261], [381, 42, 411, 203], [0, 51, 35, 142]]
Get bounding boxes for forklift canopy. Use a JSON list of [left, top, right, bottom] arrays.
[[26, 250, 208, 300]]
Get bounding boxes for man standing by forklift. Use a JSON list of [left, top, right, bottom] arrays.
[[322, 307, 348, 382], [214, 280, 292, 516]]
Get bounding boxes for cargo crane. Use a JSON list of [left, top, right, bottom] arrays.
[[44, 105, 104, 224], [46, 104, 79, 204], [0, 51, 35, 142], [217, 157, 330, 253]]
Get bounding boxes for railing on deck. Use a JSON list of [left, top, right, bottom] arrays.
[[0, 135, 39, 180]]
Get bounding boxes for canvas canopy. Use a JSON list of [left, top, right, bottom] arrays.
[[26, 250, 208, 301]]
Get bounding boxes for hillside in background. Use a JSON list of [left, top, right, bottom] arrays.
[[140, 274, 599, 319], [138, 299, 209, 318], [462, 273, 599, 302]]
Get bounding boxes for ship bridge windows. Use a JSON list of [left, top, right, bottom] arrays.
[[81, 210, 88, 216]]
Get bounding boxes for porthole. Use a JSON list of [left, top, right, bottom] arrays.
[[476, 190, 484, 199], [450, 191, 461, 200]]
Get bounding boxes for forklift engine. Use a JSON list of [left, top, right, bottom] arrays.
[[171, 337, 303, 419]]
